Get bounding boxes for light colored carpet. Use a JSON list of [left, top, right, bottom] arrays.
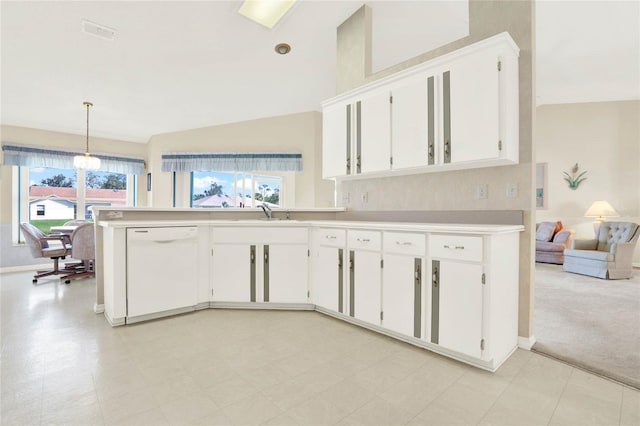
[[533, 263, 640, 389]]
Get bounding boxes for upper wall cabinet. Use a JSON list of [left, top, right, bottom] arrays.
[[322, 32, 520, 180]]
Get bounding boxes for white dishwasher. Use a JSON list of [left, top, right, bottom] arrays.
[[126, 227, 198, 319]]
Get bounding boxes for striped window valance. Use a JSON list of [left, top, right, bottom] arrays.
[[2, 143, 145, 175], [161, 152, 302, 173]]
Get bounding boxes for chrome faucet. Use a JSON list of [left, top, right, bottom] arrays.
[[259, 204, 272, 220]]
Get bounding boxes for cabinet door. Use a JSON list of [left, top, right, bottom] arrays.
[[322, 102, 351, 178], [359, 91, 391, 174], [433, 260, 483, 358], [383, 254, 422, 338], [391, 74, 435, 169], [211, 244, 253, 302], [316, 246, 344, 313], [446, 50, 501, 163], [351, 250, 382, 325], [267, 244, 308, 303]]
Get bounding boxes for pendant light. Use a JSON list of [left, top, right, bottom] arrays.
[[73, 101, 101, 170]]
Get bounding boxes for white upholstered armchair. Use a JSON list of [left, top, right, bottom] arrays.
[[563, 222, 639, 279]]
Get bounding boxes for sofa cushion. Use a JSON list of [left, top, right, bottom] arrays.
[[564, 249, 614, 262], [536, 241, 565, 252], [536, 221, 556, 242]]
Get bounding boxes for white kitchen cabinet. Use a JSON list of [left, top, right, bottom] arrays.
[[428, 231, 520, 368], [322, 103, 351, 178], [314, 228, 347, 313], [348, 230, 382, 326], [431, 259, 483, 358], [322, 90, 391, 178], [445, 49, 501, 164], [321, 32, 519, 179], [390, 74, 433, 169], [359, 90, 391, 174], [211, 243, 253, 302], [211, 227, 309, 305], [266, 244, 308, 303], [382, 232, 425, 339]]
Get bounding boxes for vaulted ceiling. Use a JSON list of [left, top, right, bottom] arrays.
[[2, 1, 638, 143]]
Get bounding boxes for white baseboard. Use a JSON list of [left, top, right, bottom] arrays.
[[94, 303, 105, 314], [0, 263, 50, 274], [518, 335, 536, 350]]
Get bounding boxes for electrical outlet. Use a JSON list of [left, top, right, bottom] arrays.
[[476, 184, 488, 200], [361, 192, 368, 204], [506, 182, 518, 198], [341, 192, 350, 204]]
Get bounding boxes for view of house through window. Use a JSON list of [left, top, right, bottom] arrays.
[[191, 171, 281, 208], [27, 167, 130, 233]]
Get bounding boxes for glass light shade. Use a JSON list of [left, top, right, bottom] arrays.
[[73, 153, 101, 170], [238, 0, 296, 29], [584, 200, 619, 219]]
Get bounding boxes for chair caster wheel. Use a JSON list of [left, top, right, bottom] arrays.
[[64, 280, 71, 284], [32, 279, 37, 284]]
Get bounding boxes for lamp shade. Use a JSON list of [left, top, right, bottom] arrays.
[[584, 200, 619, 219]]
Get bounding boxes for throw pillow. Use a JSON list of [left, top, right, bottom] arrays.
[[536, 221, 556, 242], [554, 221, 563, 234]]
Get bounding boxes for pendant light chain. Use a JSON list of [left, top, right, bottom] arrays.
[[84, 101, 93, 154]]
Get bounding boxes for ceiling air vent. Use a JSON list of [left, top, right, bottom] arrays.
[[82, 20, 116, 40]]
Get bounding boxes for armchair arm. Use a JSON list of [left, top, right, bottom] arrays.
[[609, 242, 637, 266], [552, 230, 573, 247], [43, 234, 71, 249], [571, 239, 597, 250]]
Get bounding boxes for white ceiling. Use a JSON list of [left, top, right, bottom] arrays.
[[1, 1, 638, 144]]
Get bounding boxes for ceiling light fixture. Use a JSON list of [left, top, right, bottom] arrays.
[[73, 102, 101, 170], [238, 0, 297, 29], [275, 43, 291, 55]]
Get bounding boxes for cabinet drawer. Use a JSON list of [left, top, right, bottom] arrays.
[[348, 230, 381, 251], [383, 232, 426, 256], [318, 228, 346, 247], [429, 235, 482, 262]]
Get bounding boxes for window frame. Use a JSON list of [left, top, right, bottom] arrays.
[[187, 170, 292, 209], [13, 166, 137, 244]]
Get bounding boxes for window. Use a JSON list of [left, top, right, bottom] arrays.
[[191, 171, 282, 208], [14, 166, 136, 238]]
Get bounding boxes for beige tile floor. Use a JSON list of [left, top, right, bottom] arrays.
[[1, 271, 639, 426]]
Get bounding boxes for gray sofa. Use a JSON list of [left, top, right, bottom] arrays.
[[563, 222, 639, 279], [536, 221, 573, 264]]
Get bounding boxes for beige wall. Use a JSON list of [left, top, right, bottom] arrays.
[[145, 111, 334, 209], [335, 0, 536, 338], [0, 125, 146, 223], [536, 100, 640, 264], [0, 125, 145, 269]]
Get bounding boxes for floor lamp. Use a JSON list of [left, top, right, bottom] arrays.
[[584, 200, 619, 235]]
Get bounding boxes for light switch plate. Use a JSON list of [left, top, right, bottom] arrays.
[[506, 182, 518, 198], [477, 184, 488, 200]]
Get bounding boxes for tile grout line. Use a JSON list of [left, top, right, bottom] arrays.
[[546, 365, 574, 425], [475, 351, 535, 425]]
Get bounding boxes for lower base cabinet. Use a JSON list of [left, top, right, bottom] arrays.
[[211, 227, 309, 304], [351, 249, 382, 325], [382, 254, 422, 338], [211, 244, 253, 302], [316, 246, 344, 313], [266, 244, 308, 303], [102, 220, 522, 372], [432, 259, 483, 358]]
